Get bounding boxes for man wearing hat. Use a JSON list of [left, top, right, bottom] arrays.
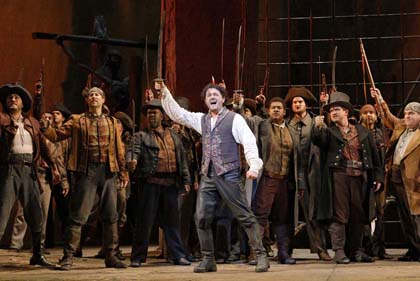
[[313, 91, 383, 264], [0, 83, 58, 267], [42, 86, 128, 270], [372, 88, 420, 262], [159, 82, 269, 273], [126, 99, 192, 267], [284, 87, 331, 261], [359, 103, 390, 259]]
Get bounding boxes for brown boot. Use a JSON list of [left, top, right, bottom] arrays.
[[318, 250, 332, 261]]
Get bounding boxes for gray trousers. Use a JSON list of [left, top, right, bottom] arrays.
[[0, 161, 42, 242], [10, 169, 51, 249], [195, 167, 265, 258], [63, 163, 119, 257]]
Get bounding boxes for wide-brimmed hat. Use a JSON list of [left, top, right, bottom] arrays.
[[175, 96, 190, 110], [141, 98, 163, 115], [323, 91, 353, 113], [114, 111, 135, 130], [0, 84, 33, 112], [225, 98, 256, 115], [284, 87, 317, 107], [51, 103, 72, 119]]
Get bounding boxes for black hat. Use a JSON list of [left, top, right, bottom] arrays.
[[323, 91, 353, 113], [51, 103, 72, 119], [0, 84, 33, 112], [141, 99, 164, 115], [284, 87, 317, 107], [114, 111, 135, 130]]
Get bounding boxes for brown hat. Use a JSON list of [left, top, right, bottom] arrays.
[[51, 103, 72, 119], [175, 96, 190, 110], [285, 87, 317, 107], [323, 91, 353, 113], [0, 84, 33, 112], [243, 98, 256, 115], [114, 111, 135, 130], [359, 104, 376, 115], [141, 98, 163, 115]]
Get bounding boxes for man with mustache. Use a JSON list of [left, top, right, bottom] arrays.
[[159, 82, 269, 273], [313, 92, 383, 264], [126, 99, 192, 267], [0, 83, 58, 267]]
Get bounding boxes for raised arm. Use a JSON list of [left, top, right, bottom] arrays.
[[160, 87, 204, 134]]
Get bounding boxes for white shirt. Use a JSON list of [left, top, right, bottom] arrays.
[[161, 87, 263, 174], [393, 128, 417, 165], [12, 118, 33, 154]]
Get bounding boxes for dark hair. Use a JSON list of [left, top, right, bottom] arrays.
[[268, 97, 286, 109], [200, 83, 227, 100]]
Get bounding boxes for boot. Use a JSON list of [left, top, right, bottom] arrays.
[[193, 256, 217, 273], [275, 225, 296, 265], [349, 223, 373, 263], [318, 250, 333, 261], [351, 250, 374, 263], [58, 255, 73, 271], [248, 250, 257, 265], [195, 226, 217, 273], [255, 250, 269, 273], [328, 223, 350, 264], [103, 223, 127, 268], [30, 231, 55, 267], [244, 223, 269, 272]]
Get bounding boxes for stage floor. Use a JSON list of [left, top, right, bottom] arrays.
[[0, 247, 418, 281]]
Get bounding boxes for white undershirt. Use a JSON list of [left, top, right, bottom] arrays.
[[12, 118, 33, 154]]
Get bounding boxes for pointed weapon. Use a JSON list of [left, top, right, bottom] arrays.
[[359, 38, 390, 146], [221, 18, 225, 81], [331, 45, 338, 93], [235, 25, 242, 91], [154, 10, 166, 85], [131, 98, 136, 160], [239, 48, 246, 91], [145, 35, 150, 89]]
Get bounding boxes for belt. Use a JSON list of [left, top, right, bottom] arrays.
[[341, 160, 363, 169], [8, 153, 33, 166]]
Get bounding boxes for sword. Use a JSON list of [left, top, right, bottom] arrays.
[[221, 18, 225, 81], [154, 10, 166, 94], [235, 25, 242, 91], [331, 45, 338, 93], [131, 99, 135, 160]]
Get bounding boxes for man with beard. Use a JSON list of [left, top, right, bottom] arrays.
[[284, 87, 331, 261], [359, 103, 390, 259], [313, 92, 383, 264], [372, 88, 420, 262], [42, 87, 128, 270], [126, 99, 191, 267], [159, 82, 269, 273], [0, 83, 58, 267]]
